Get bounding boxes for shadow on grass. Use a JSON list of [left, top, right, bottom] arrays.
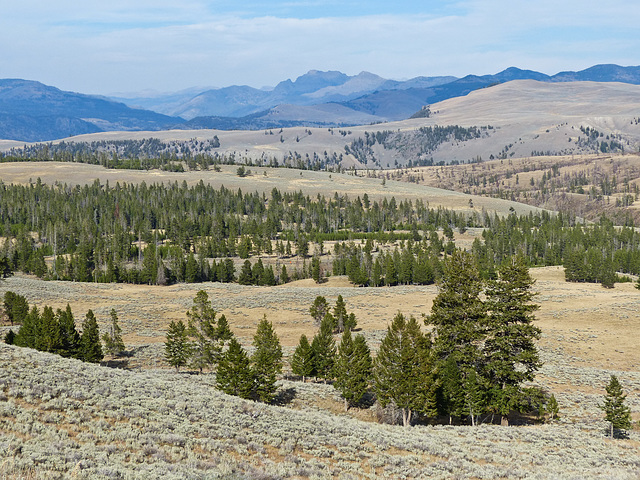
[[272, 387, 297, 406]]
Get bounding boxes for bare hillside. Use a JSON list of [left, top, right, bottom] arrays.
[[3, 80, 640, 168]]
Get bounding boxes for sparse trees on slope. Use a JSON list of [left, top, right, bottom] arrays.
[[600, 375, 632, 438], [251, 316, 283, 403]]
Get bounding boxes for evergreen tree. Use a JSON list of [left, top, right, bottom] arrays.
[[37, 305, 60, 353], [290, 334, 315, 381], [437, 356, 465, 424], [216, 338, 253, 399], [311, 314, 336, 383], [216, 314, 233, 342], [334, 329, 372, 410], [251, 316, 283, 403], [374, 312, 436, 427], [15, 305, 39, 349], [600, 375, 632, 438], [186, 290, 221, 372], [311, 256, 322, 283], [141, 243, 158, 285], [165, 320, 192, 371], [333, 295, 348, 332], [3, 291, 28, 325], [546, 394, 560, 421], [102, 308, 126, 356], [185, 252, 199, 283], [252, 259, 265, 285], [80, 309, 103, 363], [238, 260, 253, 285], [309, 296, 329, 327], [344, 312, 357, 332], [280, 265, 289, 284], [483, 255, 541, 424], [56, 304, 80, 358], [426, 250, 487, 423]]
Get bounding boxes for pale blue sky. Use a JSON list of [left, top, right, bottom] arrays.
[[1, 0, 638, 94]]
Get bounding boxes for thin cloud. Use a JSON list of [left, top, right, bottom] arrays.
[[0, 1, 638, 93]]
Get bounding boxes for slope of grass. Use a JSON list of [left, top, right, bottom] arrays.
[[1, 341, 640, 479]]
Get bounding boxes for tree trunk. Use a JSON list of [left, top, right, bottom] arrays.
[[402, 408, 412, 427]]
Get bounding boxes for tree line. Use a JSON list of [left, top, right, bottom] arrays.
[[2, 179, 640, 288]]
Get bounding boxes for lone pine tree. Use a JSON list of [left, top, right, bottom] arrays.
[[600, 375, 632, 438]]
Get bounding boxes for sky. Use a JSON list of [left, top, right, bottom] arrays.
[[1, 0, 639, 95]]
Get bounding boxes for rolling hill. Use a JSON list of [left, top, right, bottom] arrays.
[[0, 79, 183, 142]]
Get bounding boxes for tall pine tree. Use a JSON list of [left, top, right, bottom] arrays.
[[216, 337, 253, 400], [165, 320, 192, 371], [426, 250, 487, 424], [334, 329, 372, 410], [251, 316, 283, 403], [483, 255, 541, 424], [80, 309, 103, 363], [600, 375, 632, 438], [291, 334, 315, 381], [374, 312, 436, 427]]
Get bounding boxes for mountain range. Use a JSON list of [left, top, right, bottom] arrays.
[[1, 64, 640, 142]]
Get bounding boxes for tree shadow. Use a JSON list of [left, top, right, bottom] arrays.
[[272, 387, 296, 406]]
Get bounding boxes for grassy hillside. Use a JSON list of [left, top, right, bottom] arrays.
[[1, 267, 640, 478], [1, 328, 639, 479]]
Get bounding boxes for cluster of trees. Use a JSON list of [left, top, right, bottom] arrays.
[[3, 291, 125, 363], [344, 125, 490, 167], [332, 238, 442, 286], [291, 295, 360, 388], [290, 252, 548, 426], [164, 291, 283, 403]]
